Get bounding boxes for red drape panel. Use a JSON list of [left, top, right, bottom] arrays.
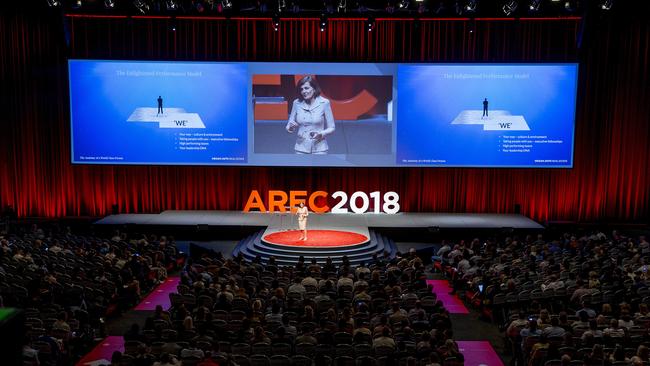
[[1, 11, 649, 222]]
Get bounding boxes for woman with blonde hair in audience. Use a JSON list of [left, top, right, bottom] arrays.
[[537, 309, 551, 329], [300, 305, 315, 323]]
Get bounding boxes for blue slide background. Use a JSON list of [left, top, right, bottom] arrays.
[[396, 64, 578, 167], [70, 60, 248, 164]]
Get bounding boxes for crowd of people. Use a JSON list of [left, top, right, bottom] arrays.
[[435, 230, 650, 366], [0, 223, 181, 365], [112, 251, 463, 366], [9, 218, 650, 366]]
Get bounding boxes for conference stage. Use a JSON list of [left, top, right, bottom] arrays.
[[95, 211, 542, 265]]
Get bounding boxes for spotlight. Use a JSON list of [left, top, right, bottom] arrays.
[[72, 0, 82, 8], [398, 0, 409, 9], [166, 0, 178, 10], [104, 0, 115, 8], [502, 0, 518, 15], [222, 0, 233, 9], [366, 17, 374, 32], [46, 0, 61, 6], [600, 0, 612, 10], [528, 0, 541, 12], [320, 15, 327, 32], [133, 0, 150, 14], [464, 0, 477, 13], [272, 15, 280, 31], [563, 0, 574, 11]]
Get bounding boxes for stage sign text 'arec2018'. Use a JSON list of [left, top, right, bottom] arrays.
[[243, 190, 400, 214]]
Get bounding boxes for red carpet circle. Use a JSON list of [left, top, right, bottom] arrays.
[[263, 230, 369, 247]]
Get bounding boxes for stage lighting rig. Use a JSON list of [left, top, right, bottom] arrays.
[[600, 0, 612, 10], [166, 0, 178, 10], [464, 0, 477, 13], [398, 0, 409, 9], [72, 0, 82, 9], [222, 0, 233, 9], [337, 0, 346, 12], [46, 0, 61, 6], [502, 0, 518, 15], [563, 0, 575, 12], [528, 0, 541, 12], [104, 0, 115, 8], [133, 0, 150, 14]]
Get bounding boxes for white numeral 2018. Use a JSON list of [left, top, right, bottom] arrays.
[[331, 191, 400, 214]]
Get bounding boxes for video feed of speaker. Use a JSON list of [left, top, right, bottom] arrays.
[[252, 74, 394, 164]]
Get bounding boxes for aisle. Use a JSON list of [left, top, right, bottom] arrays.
[[427, 271, 508, 366], [134, 277, 180, 311], [75, 336, 124, 366], [426, 279, 470, 314], [76, 276, 181, 365]]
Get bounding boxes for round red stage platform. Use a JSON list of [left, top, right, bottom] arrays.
[[263, 230, 369, 248]]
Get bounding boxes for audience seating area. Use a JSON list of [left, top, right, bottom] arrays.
[[116, 252, 463, 366], [7, 221, 650, 366], [0, 223, 183, 365], [434, 231, 650, 366]]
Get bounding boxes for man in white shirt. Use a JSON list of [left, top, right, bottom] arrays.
[[288, 277, 306, 299]]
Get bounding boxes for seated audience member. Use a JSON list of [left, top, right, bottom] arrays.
[[373, 327, 397, 350], [542, 317, 566, 338]]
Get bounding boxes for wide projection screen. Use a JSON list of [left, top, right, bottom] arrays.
[[69, 60, 577, 167]]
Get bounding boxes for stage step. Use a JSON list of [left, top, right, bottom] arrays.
[[232, 229, 397, 266]]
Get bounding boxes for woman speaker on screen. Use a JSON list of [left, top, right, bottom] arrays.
[[285, 76, 336, 154]]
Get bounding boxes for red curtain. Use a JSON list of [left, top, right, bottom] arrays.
[[1, 11, 649, 222]]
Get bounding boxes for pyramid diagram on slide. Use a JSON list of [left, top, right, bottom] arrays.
[[127, 107, 206, 129], [451, 110, 530, 131]]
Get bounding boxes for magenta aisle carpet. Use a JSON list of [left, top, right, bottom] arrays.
[[426, 279, 469, 314]]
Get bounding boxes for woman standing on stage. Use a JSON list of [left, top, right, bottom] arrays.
[[296, 202, 309, 241], [285, 75, 336, 154]]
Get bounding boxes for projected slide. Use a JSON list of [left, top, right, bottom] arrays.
[[69, 60, 248, 164], [396, 64, 578, 167]]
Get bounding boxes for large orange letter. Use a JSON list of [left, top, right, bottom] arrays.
[[243, 190, 266, 212], [289, 191, 307, 213], [309, 191, 330, 213], [268, 190, 289, 213]]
